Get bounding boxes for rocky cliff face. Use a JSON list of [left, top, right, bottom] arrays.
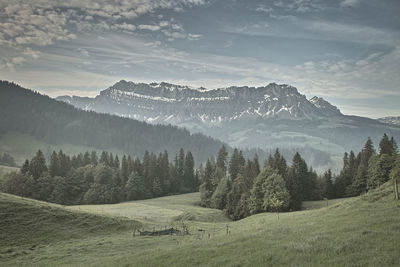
[[57, 80, 342, 124]]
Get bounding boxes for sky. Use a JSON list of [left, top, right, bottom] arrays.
[[0, 0, 399, 118]]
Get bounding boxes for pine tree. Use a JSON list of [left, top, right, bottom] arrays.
[[249, 167, 276, 214], [90, 151, 98, 165], [199, 159, 215, 207], [159, 150, 170, 193], [120, 155, 129, 185], [226, 173, 248, 220], [21, 159, 30, 174], [49, 151, 59, 177], [100, 151, 109, 165], [109, 153, 115, 168], [210, 176, 230, 209], [322, 169, 334, 198], [125, 172, 146, 200], [58, 150, 71, 177], [229, 148, 244, 181], [379, 133, 394, 156], [83, 151, 91, 166], [286, 165, 303, 210], [29, 150, 48, 180], [261, 172, 290, 212], [367, 154, 394, 189], [183, 151, 195, 191], [216, 145, 228, 174], [114, 155, 120, 168]]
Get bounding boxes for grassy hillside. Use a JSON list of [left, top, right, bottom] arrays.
[[0, 193, 140, 261], [1, 183, 399, 266], [69, 193, 229, 225]]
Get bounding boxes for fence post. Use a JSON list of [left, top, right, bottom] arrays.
[[395, 178, 399, 200]]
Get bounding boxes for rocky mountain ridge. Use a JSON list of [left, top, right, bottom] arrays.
[[57, 80, 343, 124]]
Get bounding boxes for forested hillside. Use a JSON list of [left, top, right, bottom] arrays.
[[0, 81, 225, 162]]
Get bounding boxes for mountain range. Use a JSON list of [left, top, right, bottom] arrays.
[[57, 80, 400, 172], [57, 80, 342, 124]]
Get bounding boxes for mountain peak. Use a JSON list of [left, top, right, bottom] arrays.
[[310, 96, 342, 116]]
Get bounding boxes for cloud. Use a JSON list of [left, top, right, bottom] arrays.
[[23, 48, 41, 59], [340, 0, 360, 8], [255, 5, 274, 13], [138, 24, 162, 31]]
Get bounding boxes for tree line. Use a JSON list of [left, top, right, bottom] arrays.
[[333, 133, 399, 197], [199, 134, 399, 220], [0, 149, 199, 205]]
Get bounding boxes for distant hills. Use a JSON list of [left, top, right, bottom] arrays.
[[378, 116, 400, 126], [0, 81, 227, 163], [57, 80, 400, 171]]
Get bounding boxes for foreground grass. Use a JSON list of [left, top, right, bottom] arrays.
[[0, 193, 140, 264], [1, 183, 399, 266]]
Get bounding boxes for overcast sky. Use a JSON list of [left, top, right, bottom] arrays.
[[1, 0, 399, 118]]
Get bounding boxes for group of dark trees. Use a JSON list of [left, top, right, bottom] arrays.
[[0, 149, 198, 205], [334, 133, 398, 197], [0, 153, 16, 167], [199, 145, 321, 220], [200, 134, 399, 220]]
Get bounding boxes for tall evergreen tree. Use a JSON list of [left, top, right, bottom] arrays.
[[120, 155, 129, 185], [90, 151, 98, 165], [183, 151, 196, 191], [229, 148, 245, 181], [21, 159, 30, 174], [49, 151, 59, 177], [199, 159, 215, 207], [379, 133, 394, 156], [216, 145, 228, 174], [82, 151, 91, 166], [29, 150, 48, 180], [114, 155, 120, 168]]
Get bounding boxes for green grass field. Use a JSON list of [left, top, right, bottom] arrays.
[[1, 183, 399, 266]]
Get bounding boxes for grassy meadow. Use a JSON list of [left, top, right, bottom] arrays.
[[1, 183, 399, 266]]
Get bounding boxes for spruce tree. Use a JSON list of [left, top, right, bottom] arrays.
[[199, 159, 215, 207], [183, 151, 195, 191], [125, 172, 146, 200], [82, 151, 91, 166], [120, 155, 129, 185], [216, 145, 228, 174], [379, 133, 394, 156], [21, 159, 30, 174], [90, 151, 98, 165], [261, 172, 290, 212], [114, 155, 120, 168], [100, 151, 109, 165], [49, 151, 59, 177], [210, 176, 230, 209], [29, 150, 48, 180], [229, 148, 244, 181]]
